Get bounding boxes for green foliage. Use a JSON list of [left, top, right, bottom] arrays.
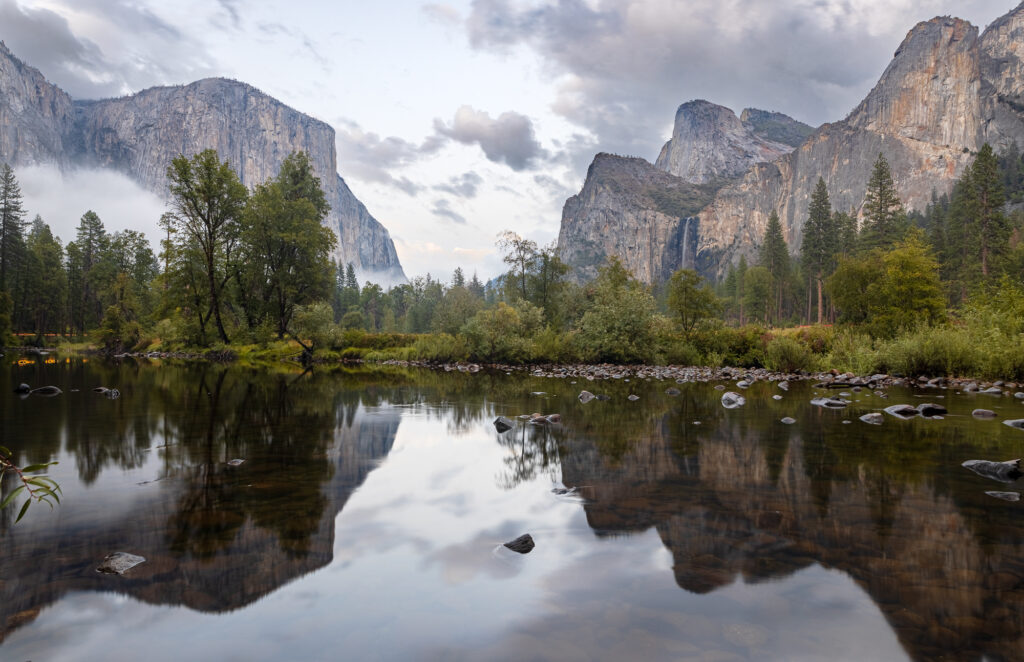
[[763, 335, 815, 373], [0, 445, 60, 523], [575, 257, 656, 363], [874, 326, 979, 377], [463, 301, 543, 363], [410, 333, 469, 363], [860, 152, 909, 251], [758, 210, 792, 324], [824, 330, 879, 376], [95, 304, 142, 352], [292, 301, 338, 351], [665, 268, 721, 334]]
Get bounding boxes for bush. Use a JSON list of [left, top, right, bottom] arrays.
[[462, 301, 542, 363], [875, 326, 980, 377], [410, 333, 468, 362], [824, 331, 879, 375], [764, 335, 814, 373]]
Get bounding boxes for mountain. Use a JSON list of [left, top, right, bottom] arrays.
[[0, 41, 405, 285], [558, 4, 1024, 282], [556, 153, 719, 283], [654, 100, 807, 184]]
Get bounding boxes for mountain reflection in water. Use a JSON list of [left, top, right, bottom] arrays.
[[2, 359, 1024, 661]]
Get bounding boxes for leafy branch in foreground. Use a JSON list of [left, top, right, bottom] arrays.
[[0, 445, 60, 523]]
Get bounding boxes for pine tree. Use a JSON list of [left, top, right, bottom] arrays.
[[800, 178, 834, 324], [0, 163, 26, 292], [860, 153, 907, 250], [452, 267, 465, 288], [758, 210, 790, 324], [971, 143, 1009, 279]]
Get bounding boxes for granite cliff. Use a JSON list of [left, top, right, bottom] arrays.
[[654, 100, 807, 184], [0, 41, 405, 284], [559, 3, 1024, 282], [556, 153, 719, 283]]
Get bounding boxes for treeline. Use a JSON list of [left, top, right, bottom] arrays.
[[2, 144, 1023, 379]]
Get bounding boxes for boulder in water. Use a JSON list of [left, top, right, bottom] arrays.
[[811, 397, 849, 408], [493, 416, 515, 433], [721, 392, 746, 409], [962, 459, 1023, 483], [503, 534, 535, 554], [578, 390, 595, 404], [972, 409, 997, 419], [29, 385, 62, 397], [96, 552, 146, 575], [859, 413, 885, 425], [780, 417, 796, 425], [917, 403, 947, 417], [1004, 419, 1024, 431], [884, 404, 919, 419]]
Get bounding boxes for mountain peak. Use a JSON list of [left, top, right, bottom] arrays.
[[655, 100, 794, 184]]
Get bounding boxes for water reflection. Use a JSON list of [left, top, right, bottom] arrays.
[[4, 360, 1024, 660]]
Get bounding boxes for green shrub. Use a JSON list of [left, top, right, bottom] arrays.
[[875, 325, 979, 377], [824, 331, 879, 375], [410, 333, 468, 363], [764, 336, 815, 372]]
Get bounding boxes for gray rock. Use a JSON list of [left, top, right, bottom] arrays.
[[985, 491, 1021, 502], [810, 397, 849, 408], [494, 416, 515, 432], [777, 381, 789, 391], [13, 383, 30, 394], [1015, 392, 1024, 400], [860, 413, 885, 425], [721, 391, 746, 409], [917, 403, 948, 417], [981, 387, 1004, 395], [772, 394, 783, 400], [884, 404, 919, 419], [627, 394, 640, 401], [973, 408, 997, 418], [962, 459, 1023, 483], [96, 552, 146, 575], [503, 534, 535, 554], [780, 417, 796, 425], [1004, 419, 1024, 431], [226, 458, 245, 467], [578, 390, 595, 404], [545, 414, 561, 424]]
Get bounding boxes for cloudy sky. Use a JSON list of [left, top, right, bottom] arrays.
[[2, 0, 1016, 280]]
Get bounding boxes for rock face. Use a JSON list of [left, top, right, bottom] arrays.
[[559, 5, 1024, 282], [0, 42, 74, 168], [557, 153, 718, 284], [0, 43, 405, 284], [655, 100, 802, 184]]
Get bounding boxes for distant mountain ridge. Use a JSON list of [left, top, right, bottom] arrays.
[[0, 41, 405, 285], [558, 3, 1024, 282]]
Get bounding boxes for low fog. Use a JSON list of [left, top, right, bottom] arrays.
[[18, 166, 168, 247]]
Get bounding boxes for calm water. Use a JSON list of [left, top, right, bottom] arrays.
[[3, 357, 1024, 661]]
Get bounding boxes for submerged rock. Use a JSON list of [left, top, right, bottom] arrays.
[[665, 387, 681, 396], [503, 534, 535, 554], [962, 459, 1023, 483], [810, 397, 849, 408], [627, 394, 640, 401], [772, 394, 783, 400], [96, 552, 146, 575], [545, 414, 561, 423], [13, 383, 30, 394], [777, 381, 789, 391], [493, 416, 515, 433], [29, 385, 62, 397], [884, 404, 919, 419], [917, 403, 947, 417], [780, 417, 796, 425], [860, 413, 885, 425], [985, 491, 1021, 502], [578, 390, 595, 404], [1004, 419, 1024, 431], [973, 409, 997, 419], [226, 458, 245, 467], [721, 392, 746, 409]]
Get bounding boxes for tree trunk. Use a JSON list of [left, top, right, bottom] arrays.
[[816, 272, 823, 325]]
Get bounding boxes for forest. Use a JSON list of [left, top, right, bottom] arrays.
[[1, 145, 1023, 379]]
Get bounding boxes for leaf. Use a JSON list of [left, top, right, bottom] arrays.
[[15, 499, 30, 523], [0, 485, 25, 510], [21, 463, 51, 474]]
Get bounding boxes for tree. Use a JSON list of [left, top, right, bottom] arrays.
[[497, 231, 538, 301], [758, 210, 791, 324], [451, 267, 465, 288], [24, 217, 66, 339], [801, 178, 835, 324], [742, 266, 772, 325], [575, 256, 656, 363], [970, 143, 1009, 280], [870, 229, 945, 336], [166, 149, 248, 344], [526, 243, 569, 327], [0, 163, 26, 293], [860, 153, 908, 250], [66, 210, 110, 334], [666, 269, 721, 335], [237, 152, 336, 338]]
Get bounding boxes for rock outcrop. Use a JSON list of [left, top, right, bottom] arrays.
[[559, 5, 1024, 282], [0, 42, 405, 283], [654, 100, 800, 184], [557, 153, 718, 283]]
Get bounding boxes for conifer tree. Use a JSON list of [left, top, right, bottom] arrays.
[[800, 178, 834, 324], [860, 153, 907, 250], [971, 143, 1009, 279], [0, 163, 26, 292], [758, 210, 790, 324]]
